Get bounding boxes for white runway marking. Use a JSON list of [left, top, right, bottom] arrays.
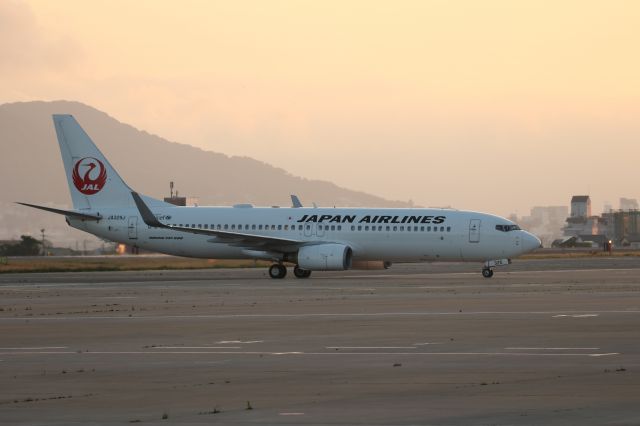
[[414, 342, 444, 345], [100, 296, 138, 299], [0, 350, 620, 357], [327, 346, 417, 349], [553, 314, 599, 318], [1, 310, 635, 321], [217, 340, 263, 344], [280, 412, 305, 416], [152, 346, 242, 349], [506, 347, 600, 350], [349, 268, 640, 279], [0, 346, 68, 350]]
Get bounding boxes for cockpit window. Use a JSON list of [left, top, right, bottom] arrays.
[[496, 224, 521, 232]]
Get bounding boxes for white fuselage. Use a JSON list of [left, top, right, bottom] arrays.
[[71, 206, 539, 262]]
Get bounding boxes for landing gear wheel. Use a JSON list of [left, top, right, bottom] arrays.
[[293, 265, 312, 279], [269, 264, 287, 279], [482, 268, 494, 278]]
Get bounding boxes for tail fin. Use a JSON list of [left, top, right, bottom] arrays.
[[53, 114, 163, 210]]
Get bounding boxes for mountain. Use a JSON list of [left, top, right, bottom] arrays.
[[0, 101, 411, 247]]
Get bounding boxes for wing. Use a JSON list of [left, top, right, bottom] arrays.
[[131, 192, 303, 253]]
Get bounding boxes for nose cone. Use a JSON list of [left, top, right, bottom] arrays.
[[522, 232, 541, 253]]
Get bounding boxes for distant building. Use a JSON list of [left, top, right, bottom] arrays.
[[601, 210, 640, 245], [578, 234, 609, 248], [564, 195, 605, 238], [164, 196, 187, 206], [515, 206, 568, 247], [570, 195, 591, 217], [619, 197, 639, 211]]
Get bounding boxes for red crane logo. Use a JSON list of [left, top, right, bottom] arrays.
[[72, 157, 107, 195]]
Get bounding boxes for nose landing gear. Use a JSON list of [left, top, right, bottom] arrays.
[[482, 268, 494, 278], [481, 258, 511, 278]]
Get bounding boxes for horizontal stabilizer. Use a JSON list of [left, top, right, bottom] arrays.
[[16, 202, 102, 221]]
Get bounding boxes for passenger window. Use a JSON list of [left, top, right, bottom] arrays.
[[217, 224, 221, 230], [440, 226, 444, 232], [414, 226, 418, 231], [400, 226, 404, 231], [338, 225, 342, 231], [306, 225, 310, 230], [252, 224, 256, 230], [365, 226, 369, 231], [284, 225, 288, 230], [393, 226, 397, 231], [231, 225, 235, 230], [447, 226, 451, 232], [224, 224, 228, 230], [386, 226, 390, 231], [358, 226, 362, 231], [427, 226, 431, 231], [203, 224, 208, 229], [351, 225, 355, 231], [278, 225, 282, 230], [420, 226, 424, 231], [271, 225, 275, 230]]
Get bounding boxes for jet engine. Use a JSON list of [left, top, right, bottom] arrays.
[[297, 244, 353, 271]]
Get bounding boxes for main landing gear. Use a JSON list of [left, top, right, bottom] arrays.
[[268, 264, 312, 279], [293, 265, 312, 279], [268, 263, 287, 279], [481, 258, 511, 278]]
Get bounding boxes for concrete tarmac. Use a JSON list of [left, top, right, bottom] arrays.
[[1, 257, 640, 425]]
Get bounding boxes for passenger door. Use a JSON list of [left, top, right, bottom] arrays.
[[469, 219, 481, 243], [128, 216, 138, 240]]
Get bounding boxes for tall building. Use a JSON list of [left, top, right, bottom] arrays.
[[564, 195, 601, 237], [570, 195, 591, 217]]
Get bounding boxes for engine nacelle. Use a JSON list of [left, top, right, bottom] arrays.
[[297, 244, 353, 271]]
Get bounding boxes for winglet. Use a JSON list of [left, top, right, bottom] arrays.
[[290, 194, 303, 208], [131, 192, 166, 228]]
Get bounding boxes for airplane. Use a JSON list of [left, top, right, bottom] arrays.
[[19, 115, 541, 279]]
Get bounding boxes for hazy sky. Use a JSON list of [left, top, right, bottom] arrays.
[[2, 0, 639, 216]]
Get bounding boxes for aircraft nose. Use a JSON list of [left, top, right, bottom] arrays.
[[522, 232, 541, 253]]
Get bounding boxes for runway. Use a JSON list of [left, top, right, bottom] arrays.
[[1, 258, 640, 424]]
